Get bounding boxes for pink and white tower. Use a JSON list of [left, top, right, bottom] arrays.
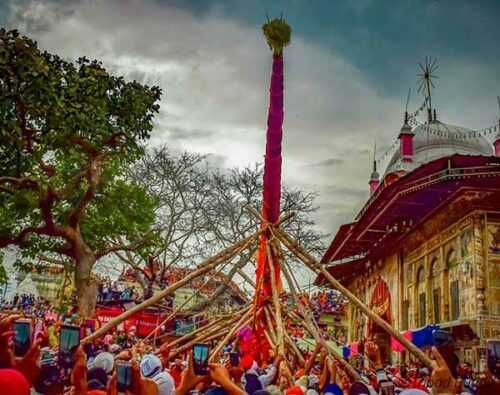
[[398, 111, 414, 163], [369, 143, 380, 194], [494, 96, 500, 157]]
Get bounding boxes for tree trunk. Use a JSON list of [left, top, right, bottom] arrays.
[[75, 251, 97, 319]]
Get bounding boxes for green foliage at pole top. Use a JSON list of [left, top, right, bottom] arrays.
[[0, 29, 161, 269], [262, 17, 291, 55]]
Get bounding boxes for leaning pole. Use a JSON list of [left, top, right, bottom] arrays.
[[253, 17, 291, 361]]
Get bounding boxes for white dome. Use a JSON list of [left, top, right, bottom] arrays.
[[385, 121, 494, 175]]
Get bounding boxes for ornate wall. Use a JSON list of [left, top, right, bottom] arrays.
[[347, 211, 500, 360]]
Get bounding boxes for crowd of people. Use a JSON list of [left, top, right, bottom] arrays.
[[1, 291, 499, 395], [97, 280, 141, 303], [308, 291, 347, 318]]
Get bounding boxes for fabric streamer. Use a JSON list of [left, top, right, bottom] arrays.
[[349, 341, 359, 356], [342, 346, 351, 360], [411, 325, 440, 348], [391, 331, 413, 352]]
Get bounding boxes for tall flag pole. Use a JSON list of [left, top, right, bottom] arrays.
[[253, 17, 291, 361]]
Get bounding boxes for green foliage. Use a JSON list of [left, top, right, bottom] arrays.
[[80, 178, 159, 252], [0, 29, 162, 266], [262, 17, 291, 55], [0, 253, 6, 285]]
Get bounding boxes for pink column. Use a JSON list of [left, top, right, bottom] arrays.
[[494, 139, 500, 157], [369, 179, 380, 195]]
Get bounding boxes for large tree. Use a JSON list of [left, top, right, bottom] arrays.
[[116, 147, 326, 307], [0, 30, 161, 317]]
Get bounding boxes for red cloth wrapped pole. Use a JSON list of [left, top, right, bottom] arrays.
[[253, 18, 291, 363]]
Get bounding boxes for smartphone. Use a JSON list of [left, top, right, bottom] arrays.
[[487, 340, 500, 376], [379, 380, 395, 395], [59, 325, 80, 368], [229, 352, 239, 366], [35, 361, 61, 394], [13, 319, 32, 357], [432, 329, 458, 378], [192, 343, 209, 375], [116, 361, 132, 392], [432, 329, 453, 347]]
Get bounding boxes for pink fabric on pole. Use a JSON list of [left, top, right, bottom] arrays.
[[391, 331, 413, 352], [261, 53, 284, 224], [350, 341, 359, 356]]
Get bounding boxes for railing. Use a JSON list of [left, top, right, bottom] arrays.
[[357, 164, 500, 219]]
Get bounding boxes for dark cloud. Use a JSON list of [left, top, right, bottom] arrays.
[[306, 158, 344, 168], [4, 0, 499, 243], [168, 126, 216, 141]]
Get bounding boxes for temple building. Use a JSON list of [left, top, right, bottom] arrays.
[[316, 96, 500, 371]]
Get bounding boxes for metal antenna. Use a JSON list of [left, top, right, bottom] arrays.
[[405, 88, 411, 113], [417, 57, 439, 122], [404, 88, 411, 125], [497, 96, 500, 127]]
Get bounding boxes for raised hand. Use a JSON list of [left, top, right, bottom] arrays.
[[177, 352, 206, 395], [71, 347, 88, 395], [431, 346, 457, 395], [14, 337, 42, 385], [0, 314, 20, 367]]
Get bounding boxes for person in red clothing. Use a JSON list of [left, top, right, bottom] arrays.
[[0, 369, 30, 395]]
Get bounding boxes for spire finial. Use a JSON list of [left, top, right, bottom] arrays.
[[417, 57, 439, 123], [370, 141, 379, 181], [404, 88, 411, 125], [497, 95, 500, 119]]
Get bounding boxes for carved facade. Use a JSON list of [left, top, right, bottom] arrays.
[[342, 210, 500, 371]]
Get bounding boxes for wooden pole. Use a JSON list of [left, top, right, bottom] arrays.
[[273, 228, 434, 368], [159, 307, 246, 345], [264, 329, 276, 350], [236, 268, 256, 289], [170, 327, 231, 358], [145, 255, 238, 342], [82, 233, 257, 343], [209, 307, 254, 362], [263, 306, 277, 345], [271, 240, 360, 379], [284, 329, 305, 366], [266, 241, 285, 355]]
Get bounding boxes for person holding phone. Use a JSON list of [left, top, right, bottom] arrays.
[[140, 353, 176, 395], [0, 314, 42, 387]]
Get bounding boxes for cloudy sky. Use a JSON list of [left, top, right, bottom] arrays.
[[3, 0, 500, 241]]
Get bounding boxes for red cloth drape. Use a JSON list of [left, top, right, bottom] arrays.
[[367, 278, 392, 337], [253, 53, 285, 363]]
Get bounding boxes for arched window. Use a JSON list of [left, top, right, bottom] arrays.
[[430, 258, 441, 323], [416, 266, 426, 327], [447, 249, 460, 320]]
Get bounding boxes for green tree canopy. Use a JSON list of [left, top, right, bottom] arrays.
[[0, 29, 162, 316]]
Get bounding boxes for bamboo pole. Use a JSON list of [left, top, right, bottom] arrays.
[[271, 240, 360, 380], [170, 327, 230, 359], [82, 233, 257, 343], [209, 307, 254, 362], [236, 268, 256, 289], [273, 227, 434, 368], [263, 304, 306, 369], [167, 310, 246, 350], [154, 313, 231, 346], [145, 254, 238, 342], [167, 313, 246, 356], [263, 307, 277, 345], [284, 330, 305, 366], [264, 329, 276, 349], [265, 241, 285, 355]]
